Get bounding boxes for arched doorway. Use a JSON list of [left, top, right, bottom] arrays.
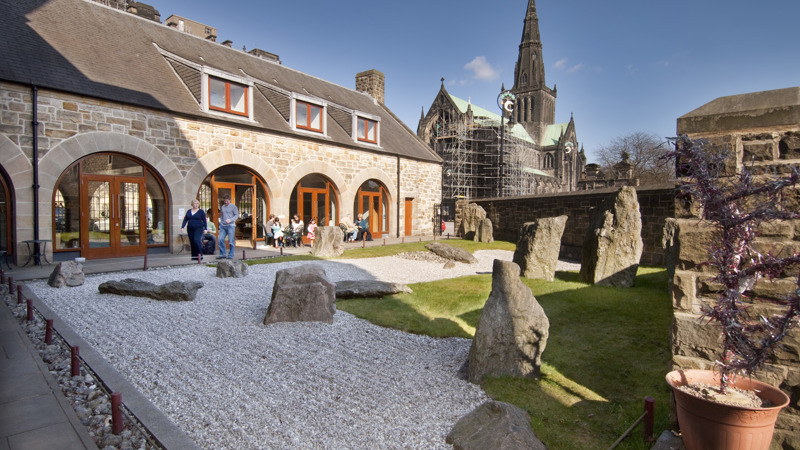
[[290, 174, 339, 242], [197, 165, 269, 249], [354, 180, 389, 237], [0, 168, 12, 260], [53, 153, 169, 259]]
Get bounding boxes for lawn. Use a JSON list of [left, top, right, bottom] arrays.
[[337, 258, 673, 449], [245, 240, 674, 448]]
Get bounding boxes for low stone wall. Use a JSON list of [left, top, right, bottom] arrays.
[[455, 185, 675, 266]]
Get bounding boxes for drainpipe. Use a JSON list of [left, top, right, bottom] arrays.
[[396, 155, 400, 238], [31, 85, 40, 242]]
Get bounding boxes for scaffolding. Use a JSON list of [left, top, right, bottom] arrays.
[[435, 115, 543, 200]]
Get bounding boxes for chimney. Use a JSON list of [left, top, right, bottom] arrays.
[[248, 48, 281, 64], [221, 40, 233, 48], [355, 69, 385, 104]]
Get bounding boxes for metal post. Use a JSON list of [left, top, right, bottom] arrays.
[[70, 346, 80, 377], [8, 276, 13, 292], [17, 285, 23, 304], [644, 396, 655, 442], [111, 392, 123, 434], [45, 319, 53, 345], [242, 250, 246, 260], [143, 253, 148, 271], [26, 299, 34, 321]]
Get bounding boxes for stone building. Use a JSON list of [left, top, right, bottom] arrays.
[[417, 0, 586, 204], [0, 0, 441, 263], [669, 86, 800, 447]]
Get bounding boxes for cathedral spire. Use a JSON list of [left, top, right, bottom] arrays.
[[514, 0, 545, 90]]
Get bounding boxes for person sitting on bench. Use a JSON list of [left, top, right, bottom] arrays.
[[355, 214, 372, 241]]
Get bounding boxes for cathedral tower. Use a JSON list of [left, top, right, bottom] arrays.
[[511, 0, 556, 144]]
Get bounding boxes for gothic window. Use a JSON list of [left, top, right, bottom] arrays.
[[521, 71, 528, 85], [544, 153, 554, 169]]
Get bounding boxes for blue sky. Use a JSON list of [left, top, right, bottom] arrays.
[[150, 0, 799, 163]]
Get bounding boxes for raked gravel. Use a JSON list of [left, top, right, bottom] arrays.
[[29, 250, 579, 449]]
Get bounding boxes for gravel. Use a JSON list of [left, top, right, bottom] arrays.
[[27, 250, 579, 449]]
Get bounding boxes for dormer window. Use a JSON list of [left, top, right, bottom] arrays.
[[208, 76, 248, 116], [357, 117, 378, 143], [295, 100, 323, 133]]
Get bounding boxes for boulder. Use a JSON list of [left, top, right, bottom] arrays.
[[476, 218, 494, 243], [459, 203, 487, 240], [443, 260, 456, 269], [335, 280, 412, 299], [512, 215, 568, 281], [446, 401, 547, 450], [468, 260, 549, 383], [98, 278, 203, 301], [216, 259, 248, 278], [579, 186, 643, 288], [425, 242, 477, 264], [311, 226, 345, 258], [47, 261, 85, 288], [264, 264, 336, 325]]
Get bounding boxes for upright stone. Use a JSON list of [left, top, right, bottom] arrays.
[[446, 401, 547, 450], [47, 261, 85, 287], [459, 203, 487, 240], [579, 186, 643, 288], [311, 226, 345, 258], [264, 264, 336, 325], [476, 217, 494, 243], [513, 215, 568, 281], [468, 260, 549, 384]]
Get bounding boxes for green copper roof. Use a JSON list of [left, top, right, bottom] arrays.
[[447, 93, 535, 144], [522, 167, 553, 177], [542, 123, 568, 147]]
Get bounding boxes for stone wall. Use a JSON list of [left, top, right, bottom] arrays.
[[0, 82, 441, 261], [670, 88, 800, 448], [456, 185, 675, 266]]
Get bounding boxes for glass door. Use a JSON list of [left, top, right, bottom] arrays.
[[82, 176, 146, 258], [214, 182, 256, 248]]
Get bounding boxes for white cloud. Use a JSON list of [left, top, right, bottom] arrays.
[[554, 58, 568, 70], [567, 63, 583, 74], [464, 56, 499, 82]]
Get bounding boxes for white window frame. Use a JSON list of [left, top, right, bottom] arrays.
[[200, 67, 254, 121], [290, 93, 327, 136], [352, 111, 381, 146]]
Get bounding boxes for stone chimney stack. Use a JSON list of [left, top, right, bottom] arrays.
[[355, 69, 385, 104]]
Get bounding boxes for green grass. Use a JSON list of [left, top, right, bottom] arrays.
[[338, 264, 673, 449]]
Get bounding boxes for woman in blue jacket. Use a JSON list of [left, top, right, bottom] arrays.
[[181, 199, 208, 262]]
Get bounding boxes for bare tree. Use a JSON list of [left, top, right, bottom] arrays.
[[596, 131, 674, 184]]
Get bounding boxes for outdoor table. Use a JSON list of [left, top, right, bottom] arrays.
[[22, 239, 52, 266]]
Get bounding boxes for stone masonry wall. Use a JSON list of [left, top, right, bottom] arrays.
[[0, 82, 440, 261], [667, 129, 800, 448], [456, 186, 675, 266]]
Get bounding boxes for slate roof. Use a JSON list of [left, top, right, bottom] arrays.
[[0, 0, 440, 163]]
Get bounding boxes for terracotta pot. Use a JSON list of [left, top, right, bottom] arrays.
[[666, 369, 789, 450]]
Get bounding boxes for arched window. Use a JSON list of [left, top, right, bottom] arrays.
[[544, 153, 554, 169], [52, 153, 168, 258], [354, 180, 390, 236]]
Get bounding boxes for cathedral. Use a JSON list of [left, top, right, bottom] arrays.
[[417, 0, 586, 201]]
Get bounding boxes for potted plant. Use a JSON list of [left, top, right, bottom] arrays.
[[664, 135, 799, 450]]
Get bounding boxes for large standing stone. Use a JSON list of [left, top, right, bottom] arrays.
[[468, 260, 549, 384], [311, 226, 345, 258], [216, 259, 248, 278], [98, 279, 203, 301], [425, 242, 478, 264], [579, 186, 643, 287], [47, 261, 85, 287], [476, 217, 494, 243], [264, 264, 336, 325], [446, 401, 548, 450], [512, 215, 568, 281], [459, 203, 487, 240]]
